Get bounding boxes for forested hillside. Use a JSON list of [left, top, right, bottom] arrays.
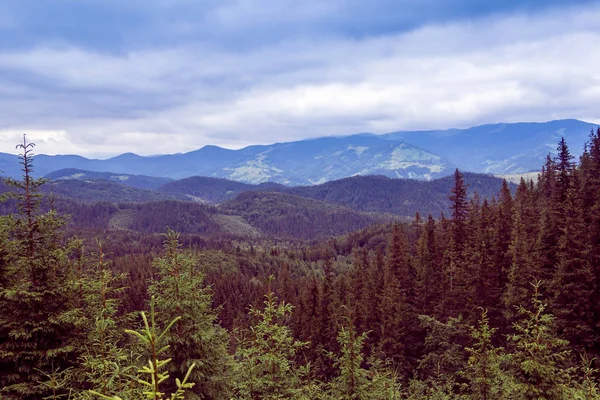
[[158, 172, 511, 216], [45, 168, 173, 189], [219, 191, 398, 240], [1, 131, 600, 399]]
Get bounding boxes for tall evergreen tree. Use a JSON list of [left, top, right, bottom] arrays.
[[0, 137, 80, 399], [70, 244, 133, 398], [415, 215, 442, 317], [377, 224, 415, 373], [444, 168, 469, 317], [506, 281, 574, 400], [494, 180, 513, 302], [328, 320, 402, 399], [463, 309, 511, 400], [504, 179, 540, 321], [552, 176, 596, 352], [581, 127, 600, 355], [233, 287, 312, 399], [316, 257, 338, 380], [149, 230, 233, 399]]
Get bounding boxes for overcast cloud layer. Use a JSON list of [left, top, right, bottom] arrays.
[[0, 0, 599, 157]]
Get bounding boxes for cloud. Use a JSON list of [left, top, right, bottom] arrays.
[[0, 1, 599, 156]]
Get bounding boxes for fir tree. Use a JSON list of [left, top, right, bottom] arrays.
[[316, 257, 338, 380]]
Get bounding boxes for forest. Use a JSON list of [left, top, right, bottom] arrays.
[[1, 129, 600, 400]]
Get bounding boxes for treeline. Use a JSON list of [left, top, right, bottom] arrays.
[[1, 132, 600, 399]]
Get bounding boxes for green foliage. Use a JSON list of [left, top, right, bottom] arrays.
[[417, 315, 469, 386], [327, 320, 402, 400], [69, 244, 133, 398], [91, 297, 196, 400], [148, 229, 233, 399], [462, 309, 513, 400], [233, 287, 311, 399], [506, 281, 574, 400], [0, 137, 80, 400]]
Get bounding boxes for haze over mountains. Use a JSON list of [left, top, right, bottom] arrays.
[[0, 119, 595, 185]]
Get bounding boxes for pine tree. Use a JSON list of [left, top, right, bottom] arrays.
[[0, 137, 80, 399], [148, 230, 233, 399]]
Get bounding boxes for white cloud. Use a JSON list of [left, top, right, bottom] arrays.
[[1, 3, 600, 156]]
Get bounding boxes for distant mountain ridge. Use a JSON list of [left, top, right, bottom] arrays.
[[0, 119, 595, 184], [382, 119, 595, 174], [0, 134, 456, 184]]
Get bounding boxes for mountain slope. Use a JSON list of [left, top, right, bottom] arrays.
[[280, 172, 512, 217], [43, 179, 182, 203], [45, 168, 173, 189], [219, 191, 397, 240], [159, 176, 284, 203], [382, 119, 595, 174], [158, 173, 512, 217]]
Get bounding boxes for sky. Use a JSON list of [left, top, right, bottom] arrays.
[[0, 0, 599, 157]]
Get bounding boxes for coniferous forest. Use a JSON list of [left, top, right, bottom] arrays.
[[2, 130, 600, 400]]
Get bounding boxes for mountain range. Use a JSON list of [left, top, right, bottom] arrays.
[[0, 119, 595, 185]]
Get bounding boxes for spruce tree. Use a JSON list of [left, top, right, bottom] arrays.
[[70, 244, 133, 398], [581, 127, 600, 356], [463, 309, 511, 400], [444, 168, 469, 317], [0, 137, 79, 399], [328, 313, 401, 400], [316, 257, 338, 380], [233, 286, 312, 399], [506, 281, 574, 400], [503, 179, 540, 322], [91, 296, 197, 400], [148, 230, 233, 399], [414, 215, 442, 317], [376, 224, 414, 373], [552, 177, 596, 352], [495, 180, 514, 287]]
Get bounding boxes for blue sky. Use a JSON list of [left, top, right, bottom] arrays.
[[0, 0, 599, 157]]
